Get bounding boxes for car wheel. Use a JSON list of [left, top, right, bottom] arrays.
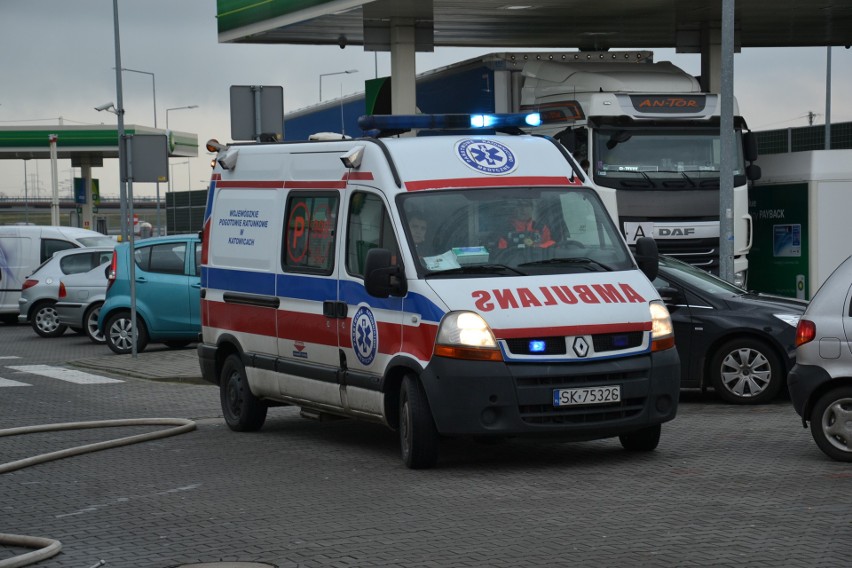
[[220, 354, 267, 432], [619, 424, 661, 451], [399, 374, 439, 469], [31, 301, 68, 338], [709, 338, 784, 405], [809, 386, 852, 463], [105, 311, 149, 355], [84, 302, 106, 344], [164, 340, 192, 349]]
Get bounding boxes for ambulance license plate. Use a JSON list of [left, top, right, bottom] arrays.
[[553, 385, 621, 407]]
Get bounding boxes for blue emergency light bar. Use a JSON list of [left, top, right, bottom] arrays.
[[357, 112, 542, 135]]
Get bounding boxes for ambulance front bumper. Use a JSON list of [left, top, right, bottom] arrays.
[[419, 348, 680, 440]]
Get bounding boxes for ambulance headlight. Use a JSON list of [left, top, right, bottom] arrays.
[[434, 311, 503, 362], [649, 300, 675, 352]]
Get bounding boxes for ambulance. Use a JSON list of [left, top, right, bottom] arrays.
[[198, 113, 680, 469]]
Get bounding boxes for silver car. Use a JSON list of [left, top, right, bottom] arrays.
[[18, 246, 115, 338], [55, 262, 110, 343], [788, 254, 852, 462]]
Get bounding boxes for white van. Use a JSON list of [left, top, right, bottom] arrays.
[[198, 113, 681, 468], [0, 225, 115, 323]]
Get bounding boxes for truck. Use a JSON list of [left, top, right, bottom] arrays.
[[283, 51, 761, 285]]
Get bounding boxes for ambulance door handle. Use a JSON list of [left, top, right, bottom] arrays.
[[323, 301, 348, 319]]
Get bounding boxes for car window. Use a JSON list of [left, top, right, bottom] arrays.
[[147, 243, 188, 275], [283, 192, 339, 275], [346, 192, 400, 278], [194, 242, 201, 277], [59, 251, 97, 275], [41, 239, 77, 263]]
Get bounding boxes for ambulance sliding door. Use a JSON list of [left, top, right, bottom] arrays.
[[338, 190, 404, 416], [278, 191, 343, 409]]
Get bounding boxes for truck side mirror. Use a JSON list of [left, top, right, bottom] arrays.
[[743, 132, 759, 162], [746, 163, 761, 181], [364, 248, 407, 298], [634, 237, 659, 281]]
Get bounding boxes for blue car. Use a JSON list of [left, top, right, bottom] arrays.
[[99, 234, 201, 354]]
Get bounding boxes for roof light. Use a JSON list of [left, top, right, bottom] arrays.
[[358, 112, 542, 134]]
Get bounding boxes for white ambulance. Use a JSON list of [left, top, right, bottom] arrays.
[[199, 113, 680, 469]]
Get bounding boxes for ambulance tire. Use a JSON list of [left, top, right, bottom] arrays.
[[399, 375, 439, 469], [220, 354, 267, 432], [618, 424, 661, 451]]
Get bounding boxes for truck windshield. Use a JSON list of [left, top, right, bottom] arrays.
[[397, 186, 634, 277], [591, 128, 746, 190]]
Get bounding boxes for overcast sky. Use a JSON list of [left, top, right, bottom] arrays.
[[2, 0, 851, 201]]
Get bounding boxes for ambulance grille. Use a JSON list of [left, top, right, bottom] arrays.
[[515, 369, 646, 387], [505, 332, 644, 356], [519, 398, 646, 424]]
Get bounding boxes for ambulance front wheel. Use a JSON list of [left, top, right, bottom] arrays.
[[399, 374, 439, 469], [618, 423, 661, 451], [220, 354, 267, 432]]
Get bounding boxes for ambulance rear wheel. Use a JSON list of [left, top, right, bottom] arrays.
[[220, 354, 267, 432], [399, 374, 439, 469]]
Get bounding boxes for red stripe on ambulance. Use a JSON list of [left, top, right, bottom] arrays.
[[404, 176, 579, 191]]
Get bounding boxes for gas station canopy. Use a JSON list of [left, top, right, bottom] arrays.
[[216, 0, 852, 51], [0, 125, 197, 163]]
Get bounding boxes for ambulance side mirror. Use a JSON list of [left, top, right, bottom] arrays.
[[364, 248, 407, 298], [634, 237, 659, 281]]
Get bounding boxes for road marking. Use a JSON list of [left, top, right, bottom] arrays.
[[0, 356, 21, 360], [0, 377, 32, 387], [7, 365, 123, 384]]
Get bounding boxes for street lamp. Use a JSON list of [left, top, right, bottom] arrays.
[[319, 69, 358, 102], [120, 67, 165, 235], [165, 106, 198, 235], [166, 105, 199, 129]]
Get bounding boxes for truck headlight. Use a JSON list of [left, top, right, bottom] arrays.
[[434, 311, 503, 361], [650, 300, 675, 352]]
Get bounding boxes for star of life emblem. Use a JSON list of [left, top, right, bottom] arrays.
[[456, 139, 518, 175], [351, 305, 378, 366]]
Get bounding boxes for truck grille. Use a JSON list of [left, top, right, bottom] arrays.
[[654, 238, 718, 270], [519, 397, 646, 424]]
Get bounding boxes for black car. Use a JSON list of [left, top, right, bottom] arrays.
[[653, 256, 808, 404]]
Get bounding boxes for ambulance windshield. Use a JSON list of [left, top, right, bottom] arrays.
[[398, 186, 634, 276]]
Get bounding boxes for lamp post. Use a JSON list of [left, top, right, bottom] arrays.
[[121, 67, 165, 235], [166, 105, 198, 235], [319, 69, 358, 102]]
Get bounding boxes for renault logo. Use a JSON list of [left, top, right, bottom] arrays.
[[573, 337, 590, 357]]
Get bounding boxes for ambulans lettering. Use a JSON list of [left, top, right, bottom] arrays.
[[472, 283, 646, 312]]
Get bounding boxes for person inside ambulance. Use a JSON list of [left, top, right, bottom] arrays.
[[497, 199, 555, 249]]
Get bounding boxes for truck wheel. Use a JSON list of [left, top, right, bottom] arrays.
[[399, 374, 439, 469], [709, 338, 783, 405], [105, 311, 149, 355], [809, 386, 852, 462], [619, 424, 661, 451], [31, 301, 68, 338], [84, 302, 105, 344], [220, 354, 267, 432]]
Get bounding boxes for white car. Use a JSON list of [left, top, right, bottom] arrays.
[[18, 247, 114, 338], [788, 254, 852, 462], [55, 262, 110, 343]]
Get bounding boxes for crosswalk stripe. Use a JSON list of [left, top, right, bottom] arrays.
[[0, 377, 32, 387], [7, 365, 123, 385]]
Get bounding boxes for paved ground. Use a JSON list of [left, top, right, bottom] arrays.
[[1, 324, 850, 568]]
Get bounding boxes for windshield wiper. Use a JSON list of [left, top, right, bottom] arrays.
[[425, 263, 527, 277], [518, 257, 614, 271]]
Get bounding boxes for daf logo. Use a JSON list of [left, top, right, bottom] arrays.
[[658, 228, 696, 237], [573, 337, 590, 358]]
